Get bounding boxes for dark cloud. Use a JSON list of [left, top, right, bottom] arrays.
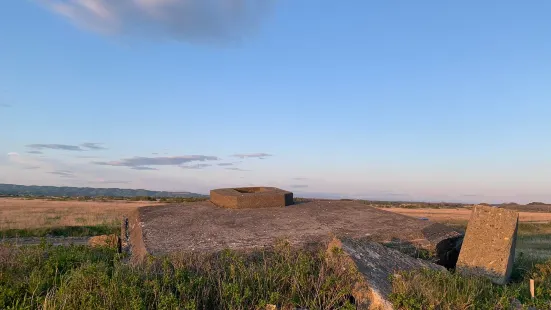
[[93, 155, 219, 169], [27, 151, 44, 155], [81, 142, 107, 150], [45, 0, 272, 44], [131, 166, 159, 171], [232, 153, 272, 159], [290, 184, 308, 189], [182, 164, 211, 169], [226, 167, 250, 171], [49, 170, 76, 178]]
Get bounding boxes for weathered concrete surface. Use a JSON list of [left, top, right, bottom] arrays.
[[456, 205, 519, 284], [128, 200, 462, 263], [328, 237, 446, 310], [210, 187, 293, 209]]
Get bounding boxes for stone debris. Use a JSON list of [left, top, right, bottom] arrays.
[[456, 205, 519, 284], [328, 237, 446, 310]]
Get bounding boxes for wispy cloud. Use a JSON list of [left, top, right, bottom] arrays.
[[22, 166, 41, 170], [94, 155, 219, 169], [6, 152, 45, 170], [232, 153, 272, 159], [386, 193, 409, 197], [292, 177, 309, 181], [0, 103, 11, 108], [27, 144, 83, 151], [290, 184, 308, 188], [43, 0, 272, 43], [49, 170, 76, 178], [218, 163, 235, 166], [26, 143, 108, 152], [88, 179, 132, 184], [131, 166, 158, 171], [226, 167, 250, 171], [81, 142, 107, 150], [27, 151, 44, 155], [182, 164, 211, 169]]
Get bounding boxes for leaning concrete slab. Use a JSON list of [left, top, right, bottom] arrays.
[[328, 237, 446, 310], [128, 200, 462, 263], [456, 205, 519, 284], [210, 187, 293, 209]]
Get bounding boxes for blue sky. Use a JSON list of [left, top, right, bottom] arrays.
[[1, 0, 550, 203]]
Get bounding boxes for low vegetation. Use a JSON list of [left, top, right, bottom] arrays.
[[356, 199, 467, 209], [390, 258, 551, 309], [0, 242, 360, 310], [389, 222, 551, 309], [0, 224, 118, 238]]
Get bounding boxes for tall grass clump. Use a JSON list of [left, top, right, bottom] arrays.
[[0, 241, 361, 309], [390, 257, 551, 309]]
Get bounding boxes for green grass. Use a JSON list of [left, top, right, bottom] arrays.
[[0, 242, 360, 310], [0, 224, 119, 238], [517, 234, 551, 261], [390, 257, 551, 309], [389, 221, 551, 309], [518, 222, 551, 235]]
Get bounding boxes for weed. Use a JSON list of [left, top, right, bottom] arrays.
[[390, 259, 551, 309], [0, 224, 119, 238], [0, 242, 360, 309]]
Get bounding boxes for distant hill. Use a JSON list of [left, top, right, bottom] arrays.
[[0, 183, 206, 198]]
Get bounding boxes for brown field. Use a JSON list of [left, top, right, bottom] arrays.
[[0, 198, 160, 230], [380, 207, 551, 224], [2, 197, 551, 232]]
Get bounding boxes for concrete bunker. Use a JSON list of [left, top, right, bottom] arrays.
[[123, 188, 467, 308]]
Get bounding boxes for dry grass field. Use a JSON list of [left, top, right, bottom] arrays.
[[381, 207, 551, 261], [0, 198, 160, 230], [380, 207, 551, 223]]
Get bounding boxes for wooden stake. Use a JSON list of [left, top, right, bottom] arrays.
[[530, 279, 535, 299]]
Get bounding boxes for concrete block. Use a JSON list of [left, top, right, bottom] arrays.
[[456, 205, 519, 284], [210, 187, 293, 209]]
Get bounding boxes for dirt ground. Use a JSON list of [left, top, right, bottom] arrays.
[[379, 208, 551, 223], [0, 198, 160, 229]]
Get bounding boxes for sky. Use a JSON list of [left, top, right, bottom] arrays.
[[1, 0, 550, 203]]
